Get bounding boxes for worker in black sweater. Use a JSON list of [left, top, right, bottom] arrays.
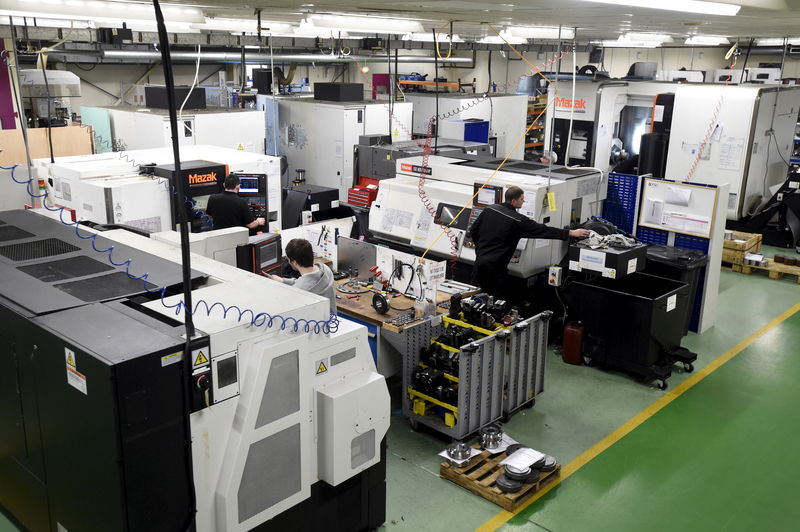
[[206, 174, 266, 231], [468, 185, 589, 297]]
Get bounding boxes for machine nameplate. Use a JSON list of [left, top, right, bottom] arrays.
[[161, 351, 184, 367]]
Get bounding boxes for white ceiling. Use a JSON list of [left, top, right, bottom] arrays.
[[172, 0, 800, 41]]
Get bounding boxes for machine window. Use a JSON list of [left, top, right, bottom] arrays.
[[217, 357, 238, 388]]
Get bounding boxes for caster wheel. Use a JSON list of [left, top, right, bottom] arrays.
[[684, 363, 694, 373], [409, 418, 419, 431], [657, 380, 668, 391]]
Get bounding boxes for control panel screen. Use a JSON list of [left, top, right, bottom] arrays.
[[238, 177, 260, 194], [473, 183, 503, 207], [435, 203, 471, 231], [258, 241, 279, 269]]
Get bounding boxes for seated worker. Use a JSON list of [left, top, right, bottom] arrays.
[[469, 185, 590, 297], [268, 238, 336, 313], [205, 173, 266, 231]]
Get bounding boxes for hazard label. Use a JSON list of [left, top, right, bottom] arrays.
[[315, 359, 328, 375], [193, 350, 209, 367], [64, 347, 87, 395], [65, 348, 76, 369]]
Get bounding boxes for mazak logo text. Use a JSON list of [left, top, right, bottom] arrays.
[[555, 97, 587, 110], [188, 172, 217, 185]]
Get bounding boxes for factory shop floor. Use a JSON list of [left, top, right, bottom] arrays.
[[382, 247, 800, 532], [1, 248, 798, 532]]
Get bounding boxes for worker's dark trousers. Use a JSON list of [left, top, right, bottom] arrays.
[[471, 261, 507, 299]]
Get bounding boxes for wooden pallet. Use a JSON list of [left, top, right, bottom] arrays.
[[440, 448, 561, 512], [732, 261, 800, 283]]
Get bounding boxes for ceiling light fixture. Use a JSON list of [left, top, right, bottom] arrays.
[[478, 30, 526, 45], [506, 26, 574, 40], [625, 32, 673, 43], [580, 0, 740, 16], [305, 14, 424, 34], [402, 32, 463, 42], [0, 0, 205, 23], [192, 17, 292, 35], [685, 35, 730, 46], [755, 37, 800, 46]]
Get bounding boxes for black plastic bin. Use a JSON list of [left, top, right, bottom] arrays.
[[565, 272, 695, 388], [643, 245, 709, 336]]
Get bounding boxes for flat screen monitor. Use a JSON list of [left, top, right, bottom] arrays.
[[435, 203, 471, 231], [235, 173, 265, 196], [254, 234, 281, 271], [473, 183, 503, 207]]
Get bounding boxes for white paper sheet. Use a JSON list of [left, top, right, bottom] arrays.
[[719, 137, 744, 171], [683, 214, 711, 236], [500, 448, 546, 469], [643, 198, 664, 225], [665, 185, 692, 207]]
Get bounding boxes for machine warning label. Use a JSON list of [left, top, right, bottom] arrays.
[[65, 347, 87, 395], [316, 359, 329, 375], [161, 351, 184, 367], [193, 350, 209, 367], [400, 163, 432, 176]]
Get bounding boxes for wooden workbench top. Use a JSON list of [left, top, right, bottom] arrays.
[[334, 279, 451, 333]]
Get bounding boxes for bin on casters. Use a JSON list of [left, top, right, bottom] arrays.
[[564, 272, 697, 390], [643, 245, 709, 336]]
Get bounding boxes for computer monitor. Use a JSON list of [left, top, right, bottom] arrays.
[[435, 203, 471, 231], [236, 233, 282, 274], [473, 183, 503, 207], [235, 173, 265, 196]]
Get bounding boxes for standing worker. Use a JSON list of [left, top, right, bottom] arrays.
[[205, 173, 266, 230], [468, 185, 589, 297]]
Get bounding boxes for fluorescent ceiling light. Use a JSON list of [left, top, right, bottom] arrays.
[[402, 32, 463, 42], [580, 0, 740, 16], [755, 37, 800, 46], [685, 35, 730, 45], [0, 0, 204, 23], [478, 30, 526, 45], [625, 32, 673, 43], [193, 17, 292, 35], [305, 14, 424, 34], [506, 26, 574, 40], [595, 35, 659, 48], [294, 19, 350, 38]]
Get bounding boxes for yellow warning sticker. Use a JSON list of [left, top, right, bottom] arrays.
[[316, 359, 328, 375], [161, 351, 184, 368], [546, 192, 557, 212], [194, 351, 209, 366], [66, 353, 76, 368]]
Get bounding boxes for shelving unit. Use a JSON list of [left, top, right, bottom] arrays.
[[398, 78, 477, 93], [525, 95, 547, 160]]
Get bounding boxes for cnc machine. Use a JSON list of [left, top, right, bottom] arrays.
[[0, 209, 389, 532]]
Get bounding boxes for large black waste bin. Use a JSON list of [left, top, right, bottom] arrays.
[[564, 272, 695, 389], [643, 245, 709, 336]]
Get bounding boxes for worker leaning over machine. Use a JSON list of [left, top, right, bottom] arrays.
[[469, 185, 590, 297], [206, 173, 267, 230], [268, 238, 337, 313]]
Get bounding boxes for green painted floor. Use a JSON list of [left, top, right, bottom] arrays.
[[500, 304, 800, 532], [1, 247, 798, 532]]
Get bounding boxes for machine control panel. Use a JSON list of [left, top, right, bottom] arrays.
[[188, 339, 213, 413], [463, 206, 484, 248]]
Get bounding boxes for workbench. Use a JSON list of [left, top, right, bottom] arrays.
[[334, 278, 452, 376]]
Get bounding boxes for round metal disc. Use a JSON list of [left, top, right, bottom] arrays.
[[505, 444, 526, 456], [504, 465, 531, 482], [495, 474, 523, 493], [540, 455, 558, 472], [524, 469, 541, 483]]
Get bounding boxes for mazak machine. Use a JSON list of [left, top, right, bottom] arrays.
[[0, 209, 389, 532], [33, 145, 283, 233], [404, 93, 528, 160], [369, 154, 605, 279], [257, 95, 413, 201]]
